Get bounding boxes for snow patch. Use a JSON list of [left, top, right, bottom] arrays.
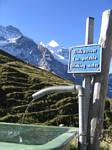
[[53, 52, 68, 65], [7, 37, 20, 43], [39, 41, 46, 47]]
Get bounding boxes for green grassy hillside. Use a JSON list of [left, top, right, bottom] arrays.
[[0, 49, 78, 126]]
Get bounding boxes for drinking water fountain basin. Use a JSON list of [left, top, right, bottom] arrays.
[[0, 122, 78, 150]]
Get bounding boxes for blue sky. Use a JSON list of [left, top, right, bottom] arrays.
[[0, 0, 112, 72]]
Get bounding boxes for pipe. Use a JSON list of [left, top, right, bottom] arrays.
[[76, 85, 86, 150], [32, 85, 75, 99]]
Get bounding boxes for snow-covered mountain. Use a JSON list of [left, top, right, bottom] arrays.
[[0, 25, 111, 97], [0, 25, 42, 65], [0, 25, 78, 83], [38, 43, 79, 82], [46, 40, 68, 64]]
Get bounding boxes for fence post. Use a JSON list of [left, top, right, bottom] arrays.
[[90, 9, 112, 150]]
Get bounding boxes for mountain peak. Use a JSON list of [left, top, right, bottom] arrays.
[[0, 25, 22, 40], [47, 40, 59, 48]]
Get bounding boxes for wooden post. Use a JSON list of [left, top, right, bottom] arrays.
[[79, 17, 94, 150], [83, 17, 94, 133], [90, 9, 112, 150], [85, 17, 94, 45]]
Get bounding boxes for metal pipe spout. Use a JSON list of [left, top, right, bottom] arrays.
[[32, 85, 75, 99]]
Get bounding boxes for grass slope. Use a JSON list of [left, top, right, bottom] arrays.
[[0, 49, 78, 126]]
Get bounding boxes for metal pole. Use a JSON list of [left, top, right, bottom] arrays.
[[75, 85, 84, 150]]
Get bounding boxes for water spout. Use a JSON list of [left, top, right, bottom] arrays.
[[32, 85, 75, 99]]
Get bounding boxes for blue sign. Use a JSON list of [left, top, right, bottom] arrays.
[[68, 44, 102, 74]]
